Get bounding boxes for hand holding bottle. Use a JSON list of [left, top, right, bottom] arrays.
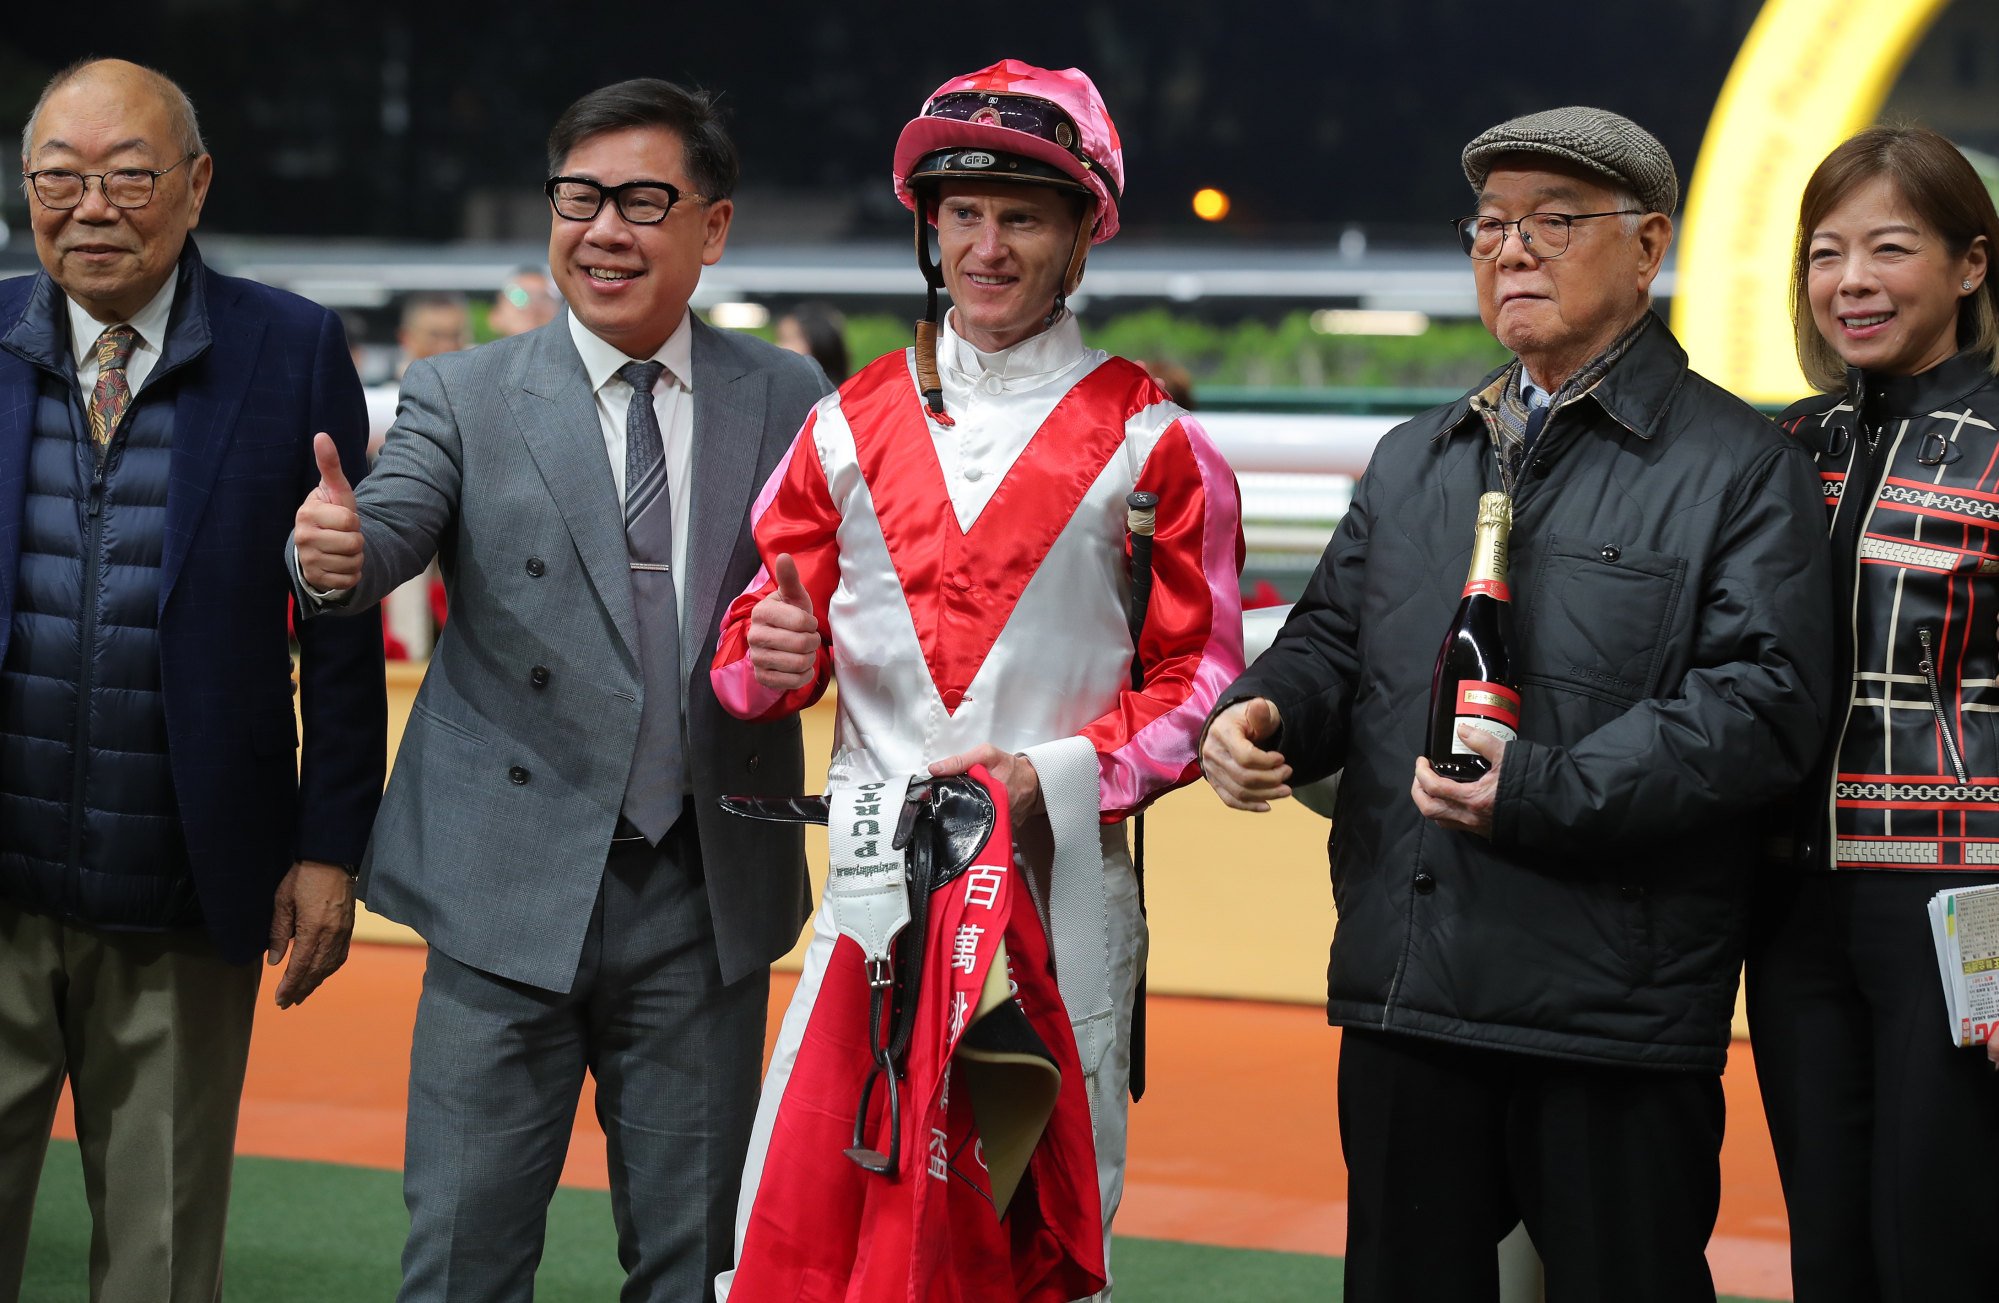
[[1411, 725, 1503, 838]]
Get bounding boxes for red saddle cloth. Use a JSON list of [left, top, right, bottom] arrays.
[[728, 768, 1104, 1303]]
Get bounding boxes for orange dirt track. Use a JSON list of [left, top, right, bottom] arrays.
[[52, 942, 1795, 1300]]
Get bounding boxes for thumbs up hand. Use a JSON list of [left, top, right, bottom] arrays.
[[1200, 696, 1292, 812], [747, 553, 821, 691], [295, 432, 364, 593], [1238, 696, 1282, 744]]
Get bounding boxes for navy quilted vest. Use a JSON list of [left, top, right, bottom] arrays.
[[0, 290, 194, 929]]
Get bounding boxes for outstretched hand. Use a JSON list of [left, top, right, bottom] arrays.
[[294, 433, 363, 593], [1201, 698, 1290, 812], [747, 553, 821, 690]]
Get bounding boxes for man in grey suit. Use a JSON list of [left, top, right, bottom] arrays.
[[292, 79, 830, 1301]]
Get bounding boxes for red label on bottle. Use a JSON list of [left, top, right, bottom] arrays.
[[1456, 681, 1520, 729], [1462, 578, 1511, 600]]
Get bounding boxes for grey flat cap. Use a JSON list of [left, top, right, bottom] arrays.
[[1462, 106, 1678, 215]]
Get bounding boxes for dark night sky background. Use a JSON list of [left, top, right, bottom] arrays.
[[0, 1, 1896, 247]]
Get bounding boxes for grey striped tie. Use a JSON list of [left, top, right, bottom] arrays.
[[617, 360, 685, 843]]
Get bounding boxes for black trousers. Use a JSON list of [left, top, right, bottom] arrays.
[[1746, 869, 1999, 1303], [1337, 1027, 1723, 1303]]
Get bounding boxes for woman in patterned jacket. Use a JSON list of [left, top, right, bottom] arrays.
[[1749, 124, 1999, 1303]]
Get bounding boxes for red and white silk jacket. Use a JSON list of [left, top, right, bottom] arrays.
[[712, 314, 1245, 823]]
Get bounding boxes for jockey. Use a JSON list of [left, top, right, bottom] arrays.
[[713, 58, 1245, 1302]]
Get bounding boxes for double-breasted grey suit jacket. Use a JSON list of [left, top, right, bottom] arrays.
[[325, 315, 830, 991]]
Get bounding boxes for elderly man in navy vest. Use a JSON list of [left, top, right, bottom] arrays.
[[0, 59, 385, 1301]]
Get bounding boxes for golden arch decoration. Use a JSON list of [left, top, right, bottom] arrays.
[[1671, 0, 1952, 405]]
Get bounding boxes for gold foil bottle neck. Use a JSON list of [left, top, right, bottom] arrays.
[[1464, 492, 1513, 590]]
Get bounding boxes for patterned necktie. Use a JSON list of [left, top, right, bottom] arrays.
[[1521, 399, 1550, 455], [87, 324, 139, 448], [616, 360, 687, 844]]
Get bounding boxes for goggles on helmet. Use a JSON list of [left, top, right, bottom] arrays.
[[911, 92, 1121, 211]]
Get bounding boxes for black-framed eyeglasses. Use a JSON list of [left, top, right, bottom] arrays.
[[23, 153, 198, 211], [545, 175, 706, 225], [1453, 210, 1642, 260]]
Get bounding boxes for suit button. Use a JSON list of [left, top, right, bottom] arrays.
[[747, 752, 760, 773], [1599, 544, 1621, 563], [509, 765, 530, 785], [530, 666, 550, 689], [941, 687, 965, 710], [1413, 872, 1436, 895], [526, 557, 546, 577], [1531, 457, 1553, 478]]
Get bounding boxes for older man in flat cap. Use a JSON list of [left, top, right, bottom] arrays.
[[1202, 108, 1835, 1301]]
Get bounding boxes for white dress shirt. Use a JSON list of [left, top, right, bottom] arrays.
[[567, 310, 696, 582], [66, 276, 177, 398]]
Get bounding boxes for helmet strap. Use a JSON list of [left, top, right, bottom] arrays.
[[1045, 212, 1093, 329], [911, 199, 954, 425]]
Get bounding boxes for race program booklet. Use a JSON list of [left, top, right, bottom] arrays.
[[1927, 882, 1999, 1047]]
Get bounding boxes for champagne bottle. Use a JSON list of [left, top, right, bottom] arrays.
[[1426, 491, 1519, 782]]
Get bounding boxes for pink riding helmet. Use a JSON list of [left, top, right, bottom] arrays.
[[893, 59, 1124, 242]]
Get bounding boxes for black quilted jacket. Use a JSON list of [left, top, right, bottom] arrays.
[[1223, 315, 1835, 1071]]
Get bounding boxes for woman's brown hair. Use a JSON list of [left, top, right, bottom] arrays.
[[1791, 125, 1999, 392]]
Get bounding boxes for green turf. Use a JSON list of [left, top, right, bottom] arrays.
[[23, 1141, 1778, 1300]]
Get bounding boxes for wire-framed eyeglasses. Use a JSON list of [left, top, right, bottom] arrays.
[[23, 153, 198, 210], [1453, 210, 1642, 260]]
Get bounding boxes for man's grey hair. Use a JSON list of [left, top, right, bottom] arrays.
[[1604, 188, 1644, 236], [1493, 181, 1645, 238], [20, 57, 207, 164]]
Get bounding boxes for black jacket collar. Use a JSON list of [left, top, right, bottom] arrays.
[[1847, 348, 1993, 421]]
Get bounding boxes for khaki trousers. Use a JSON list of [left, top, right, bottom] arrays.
[[0, 901, 261, 1303]]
